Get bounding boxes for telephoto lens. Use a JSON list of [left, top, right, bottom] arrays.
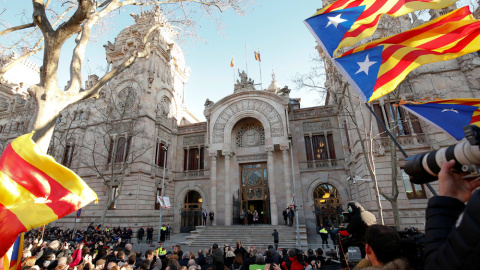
[[404, 125, 480, 184]]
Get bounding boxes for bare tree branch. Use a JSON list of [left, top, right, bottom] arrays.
[[0, 22, 36, 37]]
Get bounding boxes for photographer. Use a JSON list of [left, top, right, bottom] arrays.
[[424, 160, 480, 270], [336, 201, 376, 268]]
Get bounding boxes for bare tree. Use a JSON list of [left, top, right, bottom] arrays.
[[0, 0, 251, 154], [78, 81, 151, 226], [292, 54, 328, 106]]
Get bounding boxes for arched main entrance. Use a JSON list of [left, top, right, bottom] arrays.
[[313, 183, 342, 227], [240, 163, 270, 224], [180, 191, 203, 232]]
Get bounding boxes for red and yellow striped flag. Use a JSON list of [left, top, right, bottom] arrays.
[[254, 51, 261, 62], [333, 6, 480, 102], [305, 0, 458, 57], [0, 133, 98, 257], [230, 56, 234, 67]]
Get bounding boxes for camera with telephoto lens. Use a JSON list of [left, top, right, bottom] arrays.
[[404, 125, 480, 184]]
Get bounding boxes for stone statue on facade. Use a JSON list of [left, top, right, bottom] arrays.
[[204, 98, 214, 108], [234, 69, 255, 92]]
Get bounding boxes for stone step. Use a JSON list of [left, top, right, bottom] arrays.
[[182, 225, 306, 248]]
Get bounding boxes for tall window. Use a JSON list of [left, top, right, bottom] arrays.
[[109, 186, 119, 210], [107, 136, 132, 164], [62, 144, 75, 167], [155, 188, 162, 210], [304, 134, 336, 161], [373, 103, 422, 137], [344, 121, 351, 153], [155, 142, 168, 167], [184, 147, 205, 170], [401, 169, 426, 199]]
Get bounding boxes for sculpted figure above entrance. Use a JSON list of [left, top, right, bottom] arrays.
[[212, 99, 284, 143]]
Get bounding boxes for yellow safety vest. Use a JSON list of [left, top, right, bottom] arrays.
[[156, 247, 166, 256], [161, 226, 166, 231], [319, 228, 328, 234]]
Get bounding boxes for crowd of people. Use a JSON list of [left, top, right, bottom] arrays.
[[15, 159, 480, 270], [19, 226, 335, 270]]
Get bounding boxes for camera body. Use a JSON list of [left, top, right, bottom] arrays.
[[405, 125, 480, 184]]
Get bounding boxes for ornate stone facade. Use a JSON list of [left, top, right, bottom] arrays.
[[0, 4, 479, 246]]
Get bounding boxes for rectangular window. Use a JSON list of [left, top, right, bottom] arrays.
[[184, 147, 205, 170], [62, 145, 75, 167], [155, 142, 168, 168], [373, 102, 423, 137], [109, 186, 119, 210], [155, 188, 162, 210], [305, 134, 336, 161], [109, 136, 132, 164], [344, 121, 351, 153], [304, 136, 313, 161], [401, 169, 426, 199]]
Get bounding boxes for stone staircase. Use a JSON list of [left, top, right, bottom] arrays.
[[180, 224, 308, 249]]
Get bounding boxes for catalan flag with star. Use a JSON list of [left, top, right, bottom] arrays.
[[400, 99, 480, 140], [0, 132, 98, 258], [332, 6, 480, 102], [304, 0, 458, 57]]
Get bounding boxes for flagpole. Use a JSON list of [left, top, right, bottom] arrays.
[[40, 224, 46, 241], [258, 49, 263, 90], [364, 103, 438, 196], [245, 43, 248, 77]]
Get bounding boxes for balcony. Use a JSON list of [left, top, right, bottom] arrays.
[[377, 133, 428, 148], [174, 170, 210, 180], [299, 159, 344, 171]]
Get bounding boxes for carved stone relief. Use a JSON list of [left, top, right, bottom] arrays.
[[302, 121, 332, 132], [183, 135, 204, 146], [236, 154, 268, 162], [235, 123, 265, 148], [212, 99, 284, 143]]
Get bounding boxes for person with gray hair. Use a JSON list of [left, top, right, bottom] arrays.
[[179, 252, 191, 267]]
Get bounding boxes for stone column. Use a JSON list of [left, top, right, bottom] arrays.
[[223, 150, 233, 226], [280, 144, 292, 206], [266, 146, 279, 225], [209, 151, 217, 225]]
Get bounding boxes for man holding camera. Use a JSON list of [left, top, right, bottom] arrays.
[[424, 160, 480, 270], [335, 201, 376, 269]]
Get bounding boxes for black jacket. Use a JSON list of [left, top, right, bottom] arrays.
[[425, 190, 480, 270], [345, 201, 376, 240]]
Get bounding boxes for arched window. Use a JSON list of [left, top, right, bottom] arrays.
[[313, 183, 342, 227]]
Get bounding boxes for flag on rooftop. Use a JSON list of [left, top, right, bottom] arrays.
[[0, 133, 98, 258], [332, 7, 480, 102], [230, 56, 235, 67], [400, 98, 480, 140], [304, 0, 458, 57], [254, 51, 261, 62], [1, 233, 24, 270]]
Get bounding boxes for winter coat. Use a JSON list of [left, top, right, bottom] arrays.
[[354, 258, 411, 269], [281, 257, 303, 270], [425, 189, 480, 270], [342, 201, 376, 240]]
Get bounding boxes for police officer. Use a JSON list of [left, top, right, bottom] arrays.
[[155, 241, 167, 259]]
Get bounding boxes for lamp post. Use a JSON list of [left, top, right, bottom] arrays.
[[157, 145, 168, 242], [289, 140, 301, 249]]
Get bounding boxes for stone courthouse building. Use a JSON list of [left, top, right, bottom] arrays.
[[1, 3, 480, 244]]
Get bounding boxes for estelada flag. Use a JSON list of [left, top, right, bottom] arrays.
[[254, 51, 261, 62], [0, 133, 98, 258], [333, 7, 480, 102], [304, 0, 458, 57], [1, 233, 24, 270], [400, 98, 480, 140]]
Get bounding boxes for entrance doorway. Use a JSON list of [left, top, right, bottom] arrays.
[[240, 163, 270, 224], [313, 183, 342, 228], [180, 191, 202, 232]]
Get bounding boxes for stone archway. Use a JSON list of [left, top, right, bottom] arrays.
[[180, 190, 203, 232], [212, 99, 284, 144], [313, 183, 343, 227]]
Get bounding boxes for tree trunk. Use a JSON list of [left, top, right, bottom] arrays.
[[390, 199, 400, 228], [100, 199, 110, 227], [30, 85, 66, 153]]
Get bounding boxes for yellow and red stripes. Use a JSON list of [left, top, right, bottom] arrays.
[[313, 0, 458, 55], [0, 133, 97, 258]]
